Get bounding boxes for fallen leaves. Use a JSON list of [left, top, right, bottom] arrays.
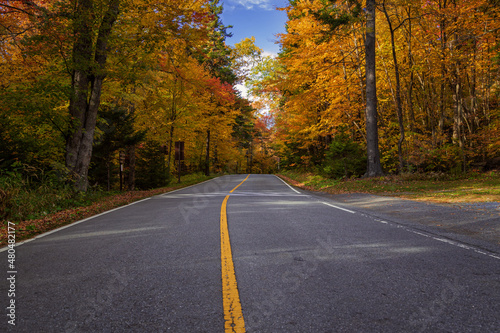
[[0, 185, 188, 246]]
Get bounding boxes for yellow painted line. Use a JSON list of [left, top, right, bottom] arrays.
[[221, 175, 249, 332], [230, 174, 250, 193]]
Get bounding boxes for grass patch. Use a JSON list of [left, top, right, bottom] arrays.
[[0, 172, 214, 246], [278, 170, 500, 203]]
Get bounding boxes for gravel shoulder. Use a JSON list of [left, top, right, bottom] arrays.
[[306, 190, 500, 253]]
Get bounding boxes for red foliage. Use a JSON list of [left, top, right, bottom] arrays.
[[204, 77, 236, 104]]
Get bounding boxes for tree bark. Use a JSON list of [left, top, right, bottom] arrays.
[[205, 128, 210, 176], [127, 145, 136, 191], [382, 1, 405, 173], [452, 70, 464, 148], [65, 0, 120, 191], [405, 5, 415, 133], [364, 0, 384, 177], [247, 141, 253, 174], [167, 125, 174, 177]]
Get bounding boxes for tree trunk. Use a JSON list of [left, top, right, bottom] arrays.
[[214, 133, 219, 173], [106, 158, 111, 191], [405, 5, 415, 133], [127, 145, 136, 191], [382, 2, 405, 173], [166, 76, 179, 179], [452, 71, 464, 149], [65, 0, 120, 191], [167, 125, 174, 177], [205, 128, 210, 176], [247, 141, 253, 174], [364, 0, 384, 177]]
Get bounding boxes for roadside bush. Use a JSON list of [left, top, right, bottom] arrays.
[[135, 140, 171, 189], [0, 183, 14, 221], [407, 137, 465, 173], [0, 163, 110, 222], [322, 133, 366, 179]]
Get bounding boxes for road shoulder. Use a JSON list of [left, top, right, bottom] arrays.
[[280, 178, 500, 253]]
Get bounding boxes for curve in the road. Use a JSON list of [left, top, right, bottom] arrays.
[[221, 174, 249, 332]]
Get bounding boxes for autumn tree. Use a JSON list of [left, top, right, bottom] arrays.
[[364, 0, 384, 176], [66, 0, 211, 189], [1, 0, 252, 191], [90, 104, 145, 190], [195, 0, 237, 176], [273, 0, 368, 170], [263, 0, 500, 176], [64, 0, 121, 191], [0, 1, 68, 171]]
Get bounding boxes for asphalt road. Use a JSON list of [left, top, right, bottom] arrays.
[[2, 174, 499, 332]]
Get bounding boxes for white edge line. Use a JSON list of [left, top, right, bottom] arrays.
[[0, 197, 152, 252], [1, 176, 224, 251], [322, 202, 356, 214], [430, 236, 500, 261], [275, 175, 301, 194], [376, 218, 500, 262], [332, 201, 500, 262]]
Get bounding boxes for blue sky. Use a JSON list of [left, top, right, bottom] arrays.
[[221, 0, 289, 56]]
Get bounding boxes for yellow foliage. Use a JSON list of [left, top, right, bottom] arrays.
[[262, 0, 500, 172]]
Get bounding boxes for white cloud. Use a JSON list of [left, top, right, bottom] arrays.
[[229, 0, 274, 10], [262, 50, 277, 58], [234, 50, 277, 100], [235, 83, 250, 99]]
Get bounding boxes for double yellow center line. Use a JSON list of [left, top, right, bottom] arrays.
[[220, 174, 249, 332]]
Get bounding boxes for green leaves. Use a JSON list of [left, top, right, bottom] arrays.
[[313, 0, 362, 32], [323, 131, 366, 179]]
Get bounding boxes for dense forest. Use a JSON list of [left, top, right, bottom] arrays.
[[246, 0, 500, 178], [1, 0, 499, 202], [0, 0, 276, 196]]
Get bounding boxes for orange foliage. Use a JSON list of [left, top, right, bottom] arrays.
[[256, 0, 500, 173]]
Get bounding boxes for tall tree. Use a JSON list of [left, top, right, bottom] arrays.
[[381, 0, 406, 173], [65, 0, 121, 191], [364, 0, 384, 177], [196, 0, 235, 176]]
